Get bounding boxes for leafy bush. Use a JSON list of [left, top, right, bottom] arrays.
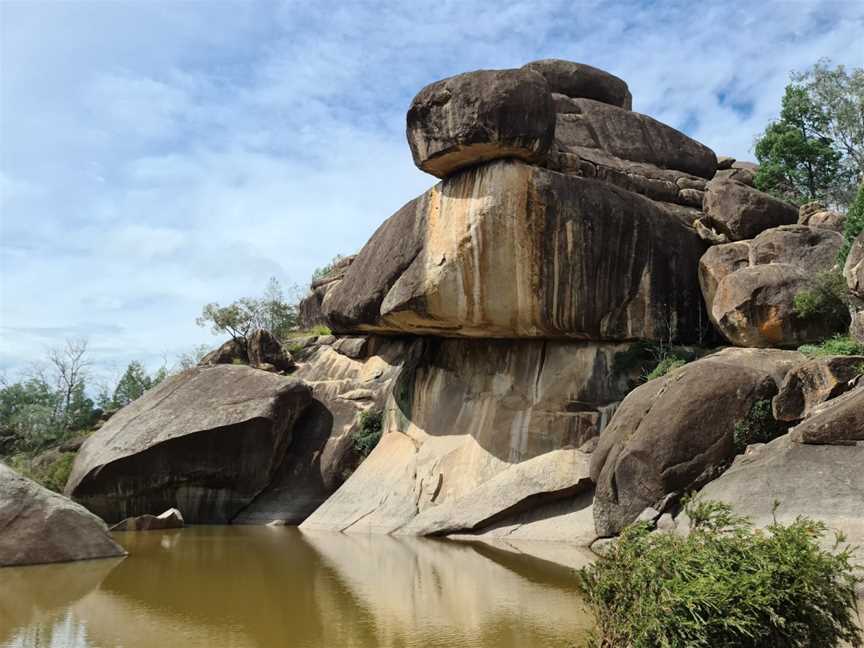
[[8, 451, 76, 493], [312, 255, 346, 282], [839, 183, 864, 266], [644, 355, 688, 381], [580, 499, 863, 648], [793, 270, 851, 332], [613, 342, 701, 384], [798, 334, 864, 357], [733, 399, 789, 452], [351, 410, 383, 457]]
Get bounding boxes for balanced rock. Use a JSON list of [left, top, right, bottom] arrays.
[[407, 68, 555, 178], [590, 348, 803, 536], [0, 463, 126, 566], [773, 355, 864, 421], [789, 385, 864, 445], [66, 365, 312, 524], [110, 508, 184, 532], [522, 59, 632, 109], [702, 179, 797, 241], [685, 434, 864, 549], [699, 225, 844, 347], [323, 160, 708, 344], [301, 338, 642, 539]]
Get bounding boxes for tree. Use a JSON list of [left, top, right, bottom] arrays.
[[839, 183, 864, 265], [754, 85, 843, 204], [112, 361, 153, 407], [46, 338, 91, 432]]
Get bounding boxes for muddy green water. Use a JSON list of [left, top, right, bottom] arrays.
[[1, 527, 594, 648]]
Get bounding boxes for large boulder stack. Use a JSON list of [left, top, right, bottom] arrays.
[[699, 225, 844, 347], [1, 463, 126, 566]]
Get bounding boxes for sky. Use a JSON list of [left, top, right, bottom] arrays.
[[1, 0, 863, 387]]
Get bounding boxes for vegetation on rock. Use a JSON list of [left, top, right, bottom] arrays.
[[792, 269, 850, 331], [798, 334, 864, 358], [580, 499, 863, 648], [311, 254, 346, 282], [839, 183, 864, 265], [351, 409, 383, 457], [733, 399, 789, 452]]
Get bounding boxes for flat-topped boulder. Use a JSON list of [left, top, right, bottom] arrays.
[[590, 348, 802, 536], [66, 364, 312, 524], [301, 338, 642, 539], [407, 68, 555, 178], [699, 225, 845, 347], [522, 59, 632, 109], [323, 160, 708, 343], [0, 463, 126, 566], [701, 179, 797, 241]]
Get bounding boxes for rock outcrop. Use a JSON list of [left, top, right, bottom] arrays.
[[110, 508, 184, 532], [798, 200, 845, 231], [301, 339, 641, 538], [699, 225, 844, 347], [701, 179, 798, 241], [200, 330, 295, 372], [0, 463, 126, 566], [846, 231, 864, 343], [772, 355, 864, 421], [66, 365, 312, 523], [589, 348, 802, 536], [788, 385, 864, 445], [323, 160, 709, 343], [522, 59, 632, 109], [299, 255, 355, 330]]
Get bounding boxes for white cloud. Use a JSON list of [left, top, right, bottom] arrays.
[[1, 0, 862, 382]]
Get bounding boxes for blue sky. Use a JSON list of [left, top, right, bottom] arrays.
[[1, 0, 863, 387]]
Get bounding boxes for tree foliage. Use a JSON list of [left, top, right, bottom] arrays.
[[839, 182, 864, 265], [755, 60, 863, 205], [311, 254, 346, 283]]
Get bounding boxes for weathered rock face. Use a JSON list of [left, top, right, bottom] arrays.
[[110, 508, 184, 532], [590, 348, 803, 536], [522, 59, 632, 109], [773, 356, 864, 421], [702, 179, 798, 241], [233, 336, 419, 524], [789, 385, 864, 445], [685, 434, 864, 549], [407, 68, 555, 178], [66, 365, 312, 524], [323, 160, 709, 344], [301, 338, 642, 538], [299, 255, 356, 330], [0, 463, 126, 566], [798, 201, 845, 231], [247, 329, 295, 372], [699, 225, 845, 347], [200, 338, 244, 365]]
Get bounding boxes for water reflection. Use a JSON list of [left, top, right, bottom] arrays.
[[2, 527, 593, 648]]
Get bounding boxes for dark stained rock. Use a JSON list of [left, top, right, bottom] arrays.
[[323, 160, 709, 344], [684, 435, 864, 548], [789, 385, 864, 445], [713, 166, 755, 186], [200, 338, 244, 365], [773, 355, 864, 421], [716, 155, 735, 170], [590, 348, 803, 536], [247, 329, 294, 372], [406, 68, 555, 178], [232, 336, 418, 525], [700, 225, 844, 348], [110, 508, 184, 532], [522, 59, 632, 109], [66, 365, 312, 524], [300, 256, 356, 330], [702, 179, 798, 241], [0, 463, 126, 566]]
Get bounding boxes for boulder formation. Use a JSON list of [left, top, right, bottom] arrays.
[[798, 200, 845, 231], [1, 463, 126, 566], [200, 329, 295, 372], [772, 355, 864, 421], [846, 231, 864, 343], [66, 365, 312, 523], [699, 225, 844, 347], [110, 508, 184, 532], [299, 255, 355, 330], [700, 179, 797, 242]]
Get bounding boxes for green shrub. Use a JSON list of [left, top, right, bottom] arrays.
[[798, 334, 864, 357], [644, 355, 687, 381], [8, 451, 76, 493], [351, 410, 383, 457], [792, 270, 850, 332], [733, 399, 788, 452], [839, 183, 864, 266], [580, 499, 863, 648]]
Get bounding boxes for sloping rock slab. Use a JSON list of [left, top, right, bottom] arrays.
[[1, 463, 126, 566], [789, 385, 864, 445], [773, 356, 864, 421], [301, 338, 641, 539], [324, 160, 709, 344], [66, 365, 312, 524], [590, 348, 803, 536]]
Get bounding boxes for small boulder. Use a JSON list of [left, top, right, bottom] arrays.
[[406, 68, 555, 178], [702, 179, 798, 241], [773, 355, 864, 421], [713, 166, 755, 186], [716, 155, 735, 170], [200, 338, 244, 365], [798, 201, 845, 231], [247, 329, 295, 372], [522, 59, 632, 109], [110, 508, 184, 532], [789, 385, 864, 445], [0, 463, 126, 566]]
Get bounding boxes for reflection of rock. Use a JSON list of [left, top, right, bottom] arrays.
[[110, 508, 184, 532], [302, 338, 638, 537], [0, 556, 122, 645], [0, 463, 126, 567]]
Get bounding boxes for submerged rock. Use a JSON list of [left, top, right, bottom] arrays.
[[0, 463, 126, 567], [66, 365, 312, 524], [110, 508, 184, 532]]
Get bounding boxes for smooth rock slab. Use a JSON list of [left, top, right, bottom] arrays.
[[0, 463, 126, 567], [66, 365, 312, 524], [407, 68, 554, 178], [323, 160, 709, 344], [702, 179, 797, 241]]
